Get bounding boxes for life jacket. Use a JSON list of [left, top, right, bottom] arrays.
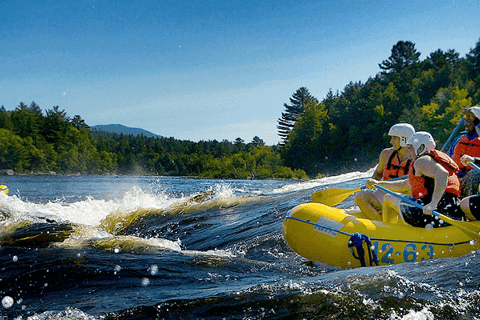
[[382, 150, 411, 180], [452, 134, 480, 173], [409, 149, 461, 200]]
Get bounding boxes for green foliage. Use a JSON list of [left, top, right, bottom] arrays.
[[0, 104, 302, 179], [90, 131, 307, 179], [277, 87, 317, 146], [0, 104, 116, 174], [280, 38, 480, 177]]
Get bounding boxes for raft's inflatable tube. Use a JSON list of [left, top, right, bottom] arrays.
[[283, 203, 480, 269]]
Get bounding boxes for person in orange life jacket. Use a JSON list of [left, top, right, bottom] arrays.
[[449, 106, 480, 197], [459, 154, 480, 220], [367, 132, 464, 228], [354, 123, 415, 220]]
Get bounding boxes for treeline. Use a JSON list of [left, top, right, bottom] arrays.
[[92, 131, 307, 179], [278, 39, 480, 176], [0, 103, 307, 179], [0, 103, 117, 174]]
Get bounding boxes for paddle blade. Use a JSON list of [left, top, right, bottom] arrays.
[[434, 213, 480, 239], [312, 187, 362, 206]]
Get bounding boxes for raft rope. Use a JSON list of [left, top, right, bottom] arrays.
[[348, 232, 378, 267], [285, 215, 474, 247]]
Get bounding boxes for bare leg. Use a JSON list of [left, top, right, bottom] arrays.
[[382, 194, 407, 224], [460, 197, 477, 221], [354, 189, 383, 221]]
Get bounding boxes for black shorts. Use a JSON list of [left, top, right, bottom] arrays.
[[400, 193, 464, 228]]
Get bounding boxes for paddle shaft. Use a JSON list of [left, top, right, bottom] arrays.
[[311, 175, 408, 205], [440, 117, 465, 152], [469, 161, 480, 172], [374, 185, 442, 217]]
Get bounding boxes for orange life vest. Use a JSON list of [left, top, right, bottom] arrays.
[[382, 150, 411, 180], [409, 149, 461, 200], [452, 134, 480, 173]]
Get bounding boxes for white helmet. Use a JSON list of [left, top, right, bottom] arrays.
[[407, 131, 436, 156], [388, 123, 415, 147], [468, 106, 480, 120]]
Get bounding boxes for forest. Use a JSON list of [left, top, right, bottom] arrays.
[[1, 38, 479, 179], [278, 38, 480, 176], [0, 103, 306, 179]]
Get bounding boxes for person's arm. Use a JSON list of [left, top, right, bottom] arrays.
[[414, 156, 449, 215], [366, 176, 410, 193], [460, 154, 480, 166]]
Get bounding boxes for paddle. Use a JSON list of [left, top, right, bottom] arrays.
[[375, 184, 480, 239], [311, 186, 364, 206], [312, 175, 407, 206], [440, 117, 465, 152], [469, 161, 480, 172]]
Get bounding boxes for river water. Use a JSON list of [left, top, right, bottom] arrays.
[[1, 172, 480, 319]]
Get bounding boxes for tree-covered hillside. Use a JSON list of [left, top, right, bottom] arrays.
[[0, 103, 306, 179], [278, 39, 480, 176], [0, 103, 117, 175]]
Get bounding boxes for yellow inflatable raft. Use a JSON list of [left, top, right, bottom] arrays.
[[283, 202, 480, 269]]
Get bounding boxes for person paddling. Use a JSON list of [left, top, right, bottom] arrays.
[[367, 132, 464, 228], [354, 123, 415, 220], [458, 154, 480, 220], [450, 106, 480, 196]]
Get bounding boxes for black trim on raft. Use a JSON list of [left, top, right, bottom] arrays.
[[284, 215, 474, 247]]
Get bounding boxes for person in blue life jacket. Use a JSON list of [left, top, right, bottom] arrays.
[[354, 123, 415, 220], [449, 106, 480, 197], [367, 132, 464, 228], [458, 154, 480, 221]]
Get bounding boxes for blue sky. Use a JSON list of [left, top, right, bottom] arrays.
[[1, 0, 479, 145]]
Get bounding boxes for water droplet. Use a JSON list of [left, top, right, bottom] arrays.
[[149, 265, 159, 276], [141, 278, 150, 286], [2, 296, 14, 309], [12, 256, 18, 262]]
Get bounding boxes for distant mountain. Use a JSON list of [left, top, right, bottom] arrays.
[[90, 124, 162, 138]]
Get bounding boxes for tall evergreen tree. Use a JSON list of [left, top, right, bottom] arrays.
[[466, 38, 480, 83], [277, 87, 317, 146], [11, 102, 43, 139], [379, 41, 421, 74]]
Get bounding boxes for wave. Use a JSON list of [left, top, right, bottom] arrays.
[[0, 173, 372, 255], [271, 168, 373, 194], [0, 182, 269, 260]]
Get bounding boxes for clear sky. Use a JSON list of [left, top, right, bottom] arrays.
[[1, 0, 479, 145]]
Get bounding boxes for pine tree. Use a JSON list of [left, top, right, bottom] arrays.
[[277, 87, 317, 146], [466, 38, 480, 83], [379, 41, 421, 74]]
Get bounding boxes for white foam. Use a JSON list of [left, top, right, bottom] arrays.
[[272, 168, 374, 194], [0, 186, 187, 227]]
